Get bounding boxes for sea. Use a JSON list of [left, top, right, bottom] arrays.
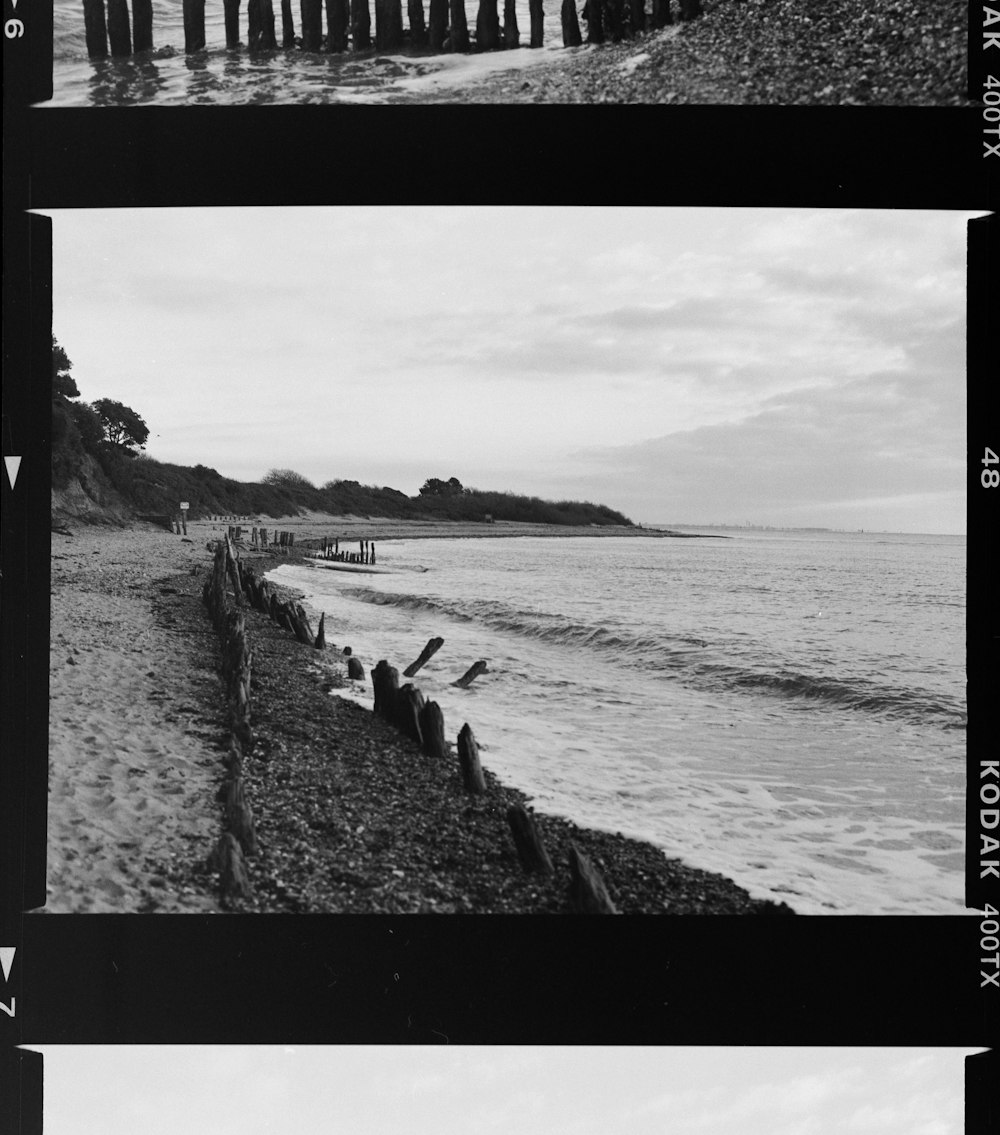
[[267, 528, 967, 915], [49, 0, 586, 105]]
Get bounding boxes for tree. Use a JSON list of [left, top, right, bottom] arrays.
[[52, 335, 80, 399], [419, 476, 464, 497], [262, 468, 316, 490], [92, 398, 150, 453]]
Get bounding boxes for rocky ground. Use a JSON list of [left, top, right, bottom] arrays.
[[412, 0, 968, 104]]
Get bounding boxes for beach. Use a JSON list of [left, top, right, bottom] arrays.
[[44, 515, 792, 914]]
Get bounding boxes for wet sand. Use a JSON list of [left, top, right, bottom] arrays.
[[44, 516, 793, 914]]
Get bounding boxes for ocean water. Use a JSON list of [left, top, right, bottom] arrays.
[[267, 529, 966, 914], [49, 0, 584, 105]]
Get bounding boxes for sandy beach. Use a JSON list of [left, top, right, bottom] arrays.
[[43, 514, 792, 914]]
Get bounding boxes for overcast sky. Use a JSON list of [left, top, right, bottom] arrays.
[[30, 1046, 974, 1135], [44, 208, 975, 533]]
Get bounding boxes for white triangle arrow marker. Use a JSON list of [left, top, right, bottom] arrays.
[[4, 456, 21, 490], [0, 947, 14, 983]]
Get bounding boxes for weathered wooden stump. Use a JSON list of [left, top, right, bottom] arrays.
[[133, 0, 154, 50], [347, 655, 365, 680], [449, 0, 470, 49], [395, 683, 426, 744], [83, 0, 110, 58], [211, 833, 252, 902], [628, 0, 643, 32], [281, 0, 296, 44], [372, 660, 400, 720], [452, 660, 488, 688], [326, 0, 350, 48], [560, 0, 581, 43], [475, 0, 500, 49], [568, 844, 618, 913], [503, 0, 519, 44], [226, 776, 260, 856], [314, 611, 327, 649], [528, 0, 543, 44], [419, 700, 447, 759], [183, 0, 206, 50], [457, 722, 486, 793], [107, 0, 132, 54], [403, 636, 444, 677], [507, 805, 553, 874]]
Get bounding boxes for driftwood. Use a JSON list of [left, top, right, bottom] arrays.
[[507, 805, 553, 874], [452, 660, 488, 688], [457, 723, 486, 793], [210, 833, 252, 902], [347, 655, 365, 681], [568, 844, 618, 913], [395, 683, 426, 744], [403, 636, 444, 677], [419, 700, 447, 760]]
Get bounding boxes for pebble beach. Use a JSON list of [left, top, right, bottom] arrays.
[[44, 515, 795, 914]]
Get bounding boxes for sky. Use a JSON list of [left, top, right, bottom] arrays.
[[28, 1045, 977, 1135], [42, 207, 977, 533]]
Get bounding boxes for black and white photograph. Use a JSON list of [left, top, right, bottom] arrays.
[[37, 205, 971, 917], [46, 0, 968, 106], [23, 1046, 979, 1135]]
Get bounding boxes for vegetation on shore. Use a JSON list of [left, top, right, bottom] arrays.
[[50, 336, 633, 528]]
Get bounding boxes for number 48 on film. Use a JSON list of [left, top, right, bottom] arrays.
[[982, 448, 999, 488]]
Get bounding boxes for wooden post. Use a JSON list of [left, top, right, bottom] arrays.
[[395, 684, 426, 744], [403, 636, 444, 677], [281, 0, 296, 43], [568, 844, 618, 913], [347, 655, 365, 680], [372, 660, 400, 720], [224, 0, 241, 45], [449, 0, 469, 50], [475, 0, 499, 49], [301, 0, 323, 48], [428, 0, 446, 49], [419, 701, 447, 759], [133, 0, 154, 50], [457, 723, 486, 793], [211, 833, 252, 902], [606, 0, 622, 39], [374, 0, 403, 49], [452, 660, 488, 688], [183, 0, 206, 50], [628, 0, 643, 32], [408, 0, 427, 44], [252, 0, 278, 47], [107, 0, 132, 53], [326, 0, 348, 52], [528, 0, 542, 44], [585, 0, 602, 41], [83, 0, 109, 58], [507, 805, 553, 874], [351, 0, 372, 46], [561, 0, 581, 43], [226, 776, 260, 856], [503, 0, 518, 45], [315, 611, 327, 649]]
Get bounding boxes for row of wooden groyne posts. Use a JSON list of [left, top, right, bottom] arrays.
[[201, 532, 618, 912], [83, 0, 703, 60]]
